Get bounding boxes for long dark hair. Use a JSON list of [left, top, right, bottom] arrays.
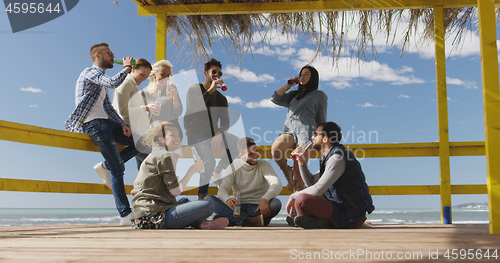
[[287, 65, 319, 102]]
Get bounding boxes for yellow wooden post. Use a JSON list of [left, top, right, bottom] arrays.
[[156, 14, 167, 61], [478, 0, 500, 235], [434, 6, 452, 224]]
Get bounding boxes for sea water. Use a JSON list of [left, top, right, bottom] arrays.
[[0, 208, 489, 227]]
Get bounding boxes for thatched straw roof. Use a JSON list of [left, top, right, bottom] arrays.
[[130, 0, 496, 64]]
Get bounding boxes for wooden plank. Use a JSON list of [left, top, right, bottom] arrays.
[[0, 224, 498, 262], [136, 0, 500, 16], [0, 178, 486, 195], [0, 119, 486, 158]]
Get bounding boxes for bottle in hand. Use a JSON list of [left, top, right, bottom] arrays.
[[191, 147, 205, 173], [287, 78, 301, 85], [291, 141, 312, 161], [233, 191, 241, 218], [114, 59, 136, 66]]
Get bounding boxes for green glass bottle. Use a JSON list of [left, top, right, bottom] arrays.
[[113, 59, 136, 66]]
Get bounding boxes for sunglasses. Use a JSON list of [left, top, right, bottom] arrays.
[[313, 131, 324, 137], [105, 51, 114, 57], [211, 69, 223, 77]]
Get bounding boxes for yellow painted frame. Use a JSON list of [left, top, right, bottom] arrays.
[[136, 0, 500, 233]]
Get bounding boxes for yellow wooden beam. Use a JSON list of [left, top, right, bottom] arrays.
[[478, 0, 500, 235], [0, 178, 487, 195], [156, 13, 167, 61], [136, 0, 500, 16], [0, 120, 100, 152], [0, 119, 486, 158], [434, 6, 452, 224], [130, 0, 143, 6]]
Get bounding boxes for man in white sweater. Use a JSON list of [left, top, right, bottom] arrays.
[[206, 137, 282, 226]]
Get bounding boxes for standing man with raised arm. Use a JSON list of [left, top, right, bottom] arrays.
[[286, 122, 374, 229], [184, 58, 239, 199], [65, 43, 138, 225]]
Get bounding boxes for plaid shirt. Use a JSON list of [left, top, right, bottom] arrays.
[[65, 65, 128, 133]]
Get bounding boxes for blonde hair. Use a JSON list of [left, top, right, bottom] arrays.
[[140, 121, 178, 147], [149, 60, 173, 82]]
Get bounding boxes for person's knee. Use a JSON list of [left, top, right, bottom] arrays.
[[198, 199, 215, 215], [205, 195, 218, 203], [295, 193, 315, 209], [269, 198, 282, 211], [271, 144, 285, 159], [268, 198, 282, 217]]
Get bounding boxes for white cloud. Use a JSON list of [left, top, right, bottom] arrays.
[[253, 46, 297, 60], [245, 98, 280, 109], [328, 79, 351, 89], [28, 105, 38, 108], [20, 87, 45, 93], [398, 94, 410, 99], [226, 96, 244, 105], [291, 48, 425, 86], [224, 65, 276, 83], [447, 97, 458, 103], [446, 77, 479, 89], [251, 29, 299, 46], [356, 102, 385, 108]]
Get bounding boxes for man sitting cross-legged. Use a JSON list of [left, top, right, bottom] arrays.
[[206, 137, 282, 227]]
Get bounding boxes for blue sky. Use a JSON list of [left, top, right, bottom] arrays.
[[0, 0, 493, 209]]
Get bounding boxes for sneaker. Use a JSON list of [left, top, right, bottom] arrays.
[[94, 162, 112, 189], [120, 213, 134, 226], [294, 215, 333, 229], [286, 214, 296, 226], [199, 217, 229, 230], [242, 214, 264, 227]]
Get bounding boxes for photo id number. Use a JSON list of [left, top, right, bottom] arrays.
[[5, 3, 61, 14]]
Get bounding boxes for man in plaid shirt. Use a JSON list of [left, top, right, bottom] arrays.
[[65, 43, 137, 225]]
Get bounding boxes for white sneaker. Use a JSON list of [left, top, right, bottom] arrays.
[[94, 162, 112, 189], [120, 213, 134, 226]]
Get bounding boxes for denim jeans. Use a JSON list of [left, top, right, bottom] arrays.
[[188, 132, 239, 198], [205, 195, 282, 226], [82, 118, 138, 217], [162, 200, 215, 229]]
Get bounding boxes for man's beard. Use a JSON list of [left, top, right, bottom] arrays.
[[103, 60, 113, 69]]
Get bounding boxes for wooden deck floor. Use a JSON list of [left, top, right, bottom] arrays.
[[0, 224, 499, 262]]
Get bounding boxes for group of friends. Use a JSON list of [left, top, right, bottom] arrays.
[[65, 43, 375, 230]]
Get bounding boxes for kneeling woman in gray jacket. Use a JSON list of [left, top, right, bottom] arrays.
[[130, 121, 229, 229]]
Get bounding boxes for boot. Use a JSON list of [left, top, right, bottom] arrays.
[[293, 162, 305, 191], [284, 165, 295, 190]]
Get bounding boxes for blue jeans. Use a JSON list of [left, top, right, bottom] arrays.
[[205, 195, 282, 226], [82, 119, 138, 217], [188, 132, 239, 198], [162, 200, 215, 229]]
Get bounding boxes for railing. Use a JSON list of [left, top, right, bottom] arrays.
[[0, 119, 486, 197]]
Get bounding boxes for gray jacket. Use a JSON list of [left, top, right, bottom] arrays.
[[271, 89, 328, 145]]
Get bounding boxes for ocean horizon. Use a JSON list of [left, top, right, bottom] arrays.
[[0, 207, 489, 227]]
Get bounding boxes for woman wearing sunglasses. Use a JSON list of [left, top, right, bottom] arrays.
[[271, 65, 328, 192], [130, 121, 229, 229]]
